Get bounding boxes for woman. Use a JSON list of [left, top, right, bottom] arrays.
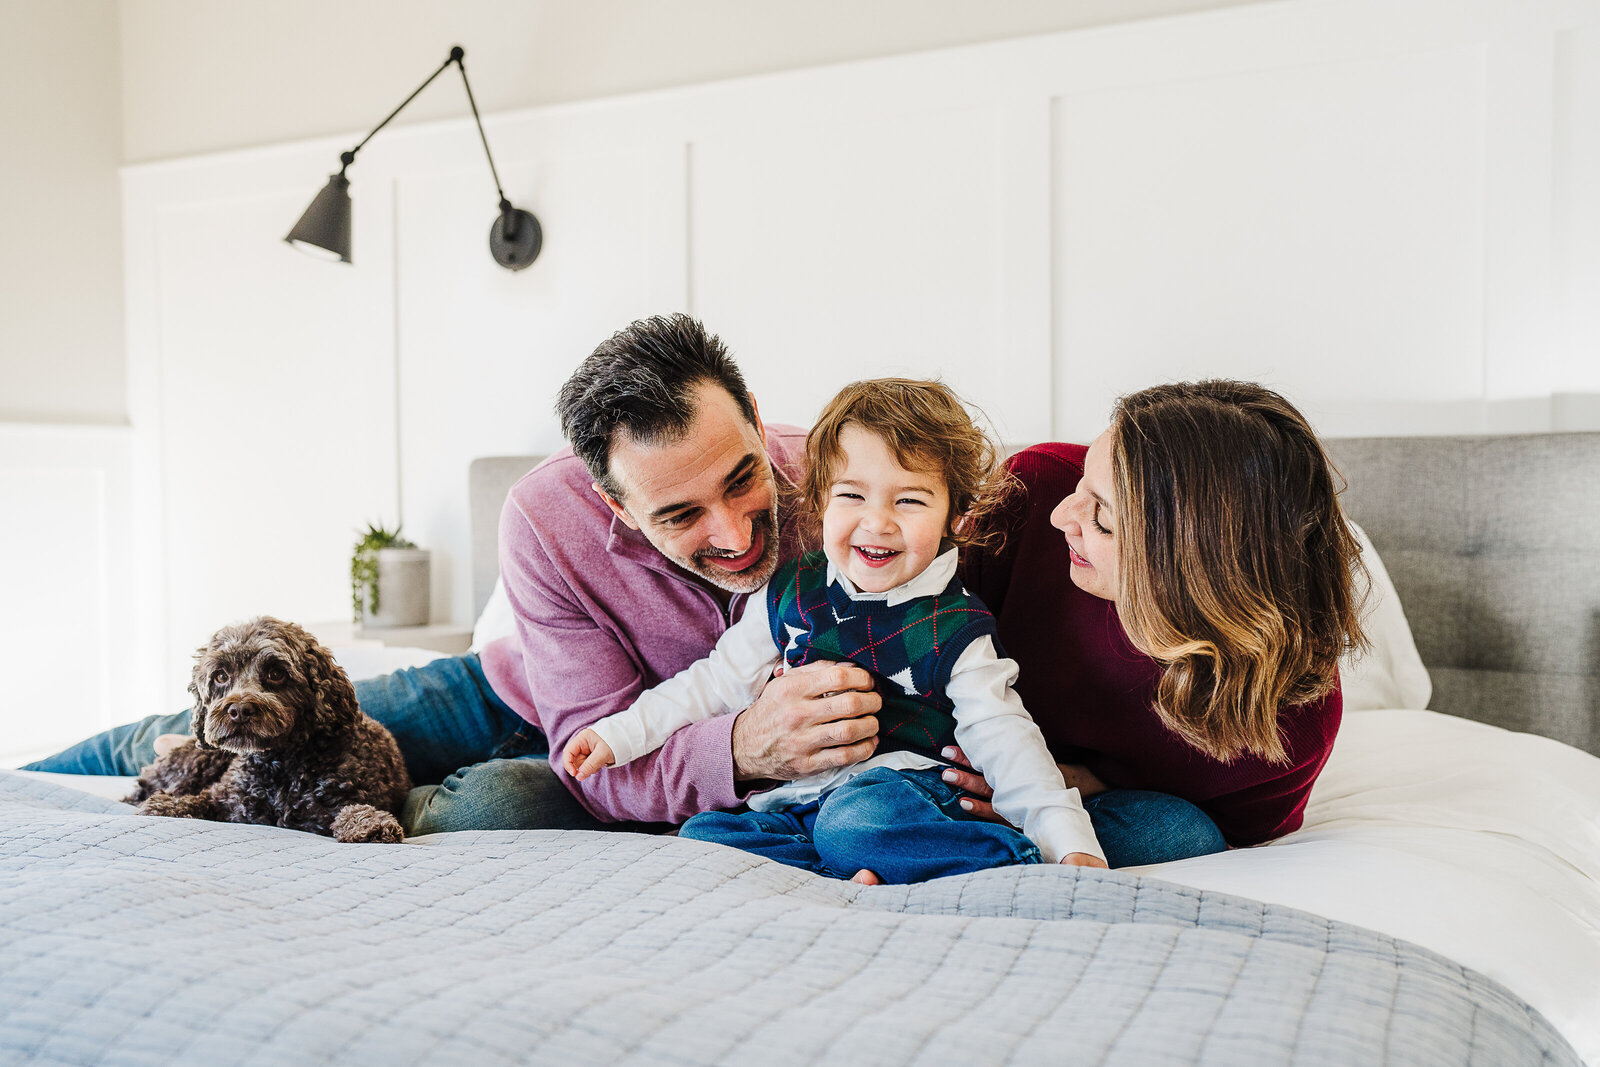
[[950, 380, 1368, 868]]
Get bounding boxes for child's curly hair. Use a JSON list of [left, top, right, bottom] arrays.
[[800, 378, 1016, 550]]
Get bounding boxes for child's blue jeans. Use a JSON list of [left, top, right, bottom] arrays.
[[680, 766, 1230, 881], [680, 765, 1043, 883]]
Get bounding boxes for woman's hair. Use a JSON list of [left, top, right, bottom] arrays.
[[1108, 380, 1369, 764], [800, 378, 1015, 549]]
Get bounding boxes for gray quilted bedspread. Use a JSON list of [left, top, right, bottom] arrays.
[[0, 772, 1580, 1067]]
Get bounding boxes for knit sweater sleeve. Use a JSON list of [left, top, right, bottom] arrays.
[[588, 586, 782, 767], [1197, 691, 1343, 845]]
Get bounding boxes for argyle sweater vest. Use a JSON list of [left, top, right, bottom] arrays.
[[766, 550, 1002, 762]]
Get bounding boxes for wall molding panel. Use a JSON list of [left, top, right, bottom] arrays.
[[0, 424, 135, 762], [113, 0, 1600, 715]]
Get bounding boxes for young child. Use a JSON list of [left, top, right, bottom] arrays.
[[561, 378, 1105, 883]]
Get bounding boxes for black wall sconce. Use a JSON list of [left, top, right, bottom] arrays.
[[285, 46, 541, 271]]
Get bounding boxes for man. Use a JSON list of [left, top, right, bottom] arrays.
[[27, 314, 882, 836]]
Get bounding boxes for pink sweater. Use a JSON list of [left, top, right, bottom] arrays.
[[479, 425, 808, 823]]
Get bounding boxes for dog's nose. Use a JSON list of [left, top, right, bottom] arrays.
[[223, 702, 257, 723]]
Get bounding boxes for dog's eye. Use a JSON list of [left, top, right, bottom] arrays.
[[264, 665, 286, 684], [211, 669, 229, 687]]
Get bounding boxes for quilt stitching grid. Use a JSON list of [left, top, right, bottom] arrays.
[[0, 773, 1583, 1067]]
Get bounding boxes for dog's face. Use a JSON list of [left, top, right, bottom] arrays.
[[188, 617, 358, 754]]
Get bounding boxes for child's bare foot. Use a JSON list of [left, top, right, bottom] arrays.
[[849, 869, 882, 886]]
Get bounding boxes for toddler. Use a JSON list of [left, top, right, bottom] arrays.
[[562, 378, 1105, 883]]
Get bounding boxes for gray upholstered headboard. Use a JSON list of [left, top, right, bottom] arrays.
[[1324, 433, 1599, 755], [469, 434, 1600, 755], [469, 456, 546, 623]]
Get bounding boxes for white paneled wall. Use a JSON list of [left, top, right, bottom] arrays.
[[1053, 41, 1488, 438], [1556, 21, 1600, 399], [0, 425, 135, 764], [110, 0, 1600, 717], [692, 103, 1050, 444], [393, 142, 688, 627]]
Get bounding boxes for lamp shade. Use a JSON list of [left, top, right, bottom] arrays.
[[284, 173, 352, 262]]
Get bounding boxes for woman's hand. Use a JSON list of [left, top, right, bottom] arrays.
[[939, 745, 1109, 823], [1061, 852, 1109, 869]]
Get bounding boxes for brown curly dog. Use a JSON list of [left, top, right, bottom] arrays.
[[126, 616, 411, 843]]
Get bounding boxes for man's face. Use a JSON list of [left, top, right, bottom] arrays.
[[596, 383, 781, 594]]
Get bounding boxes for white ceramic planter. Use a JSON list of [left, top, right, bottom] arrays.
[[360, 547, 431, 628]]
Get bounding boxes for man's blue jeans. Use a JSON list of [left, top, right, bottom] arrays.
[[26, 656, 1229, 863], [681, 766, 1227, 880], [21, 654, 608, 835]]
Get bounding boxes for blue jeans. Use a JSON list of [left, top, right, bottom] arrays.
[[681, 770, 1228, 880], [22, 654, 609, 836], [681, 766, 1043, 883], [1082, 788, 1227, 868]]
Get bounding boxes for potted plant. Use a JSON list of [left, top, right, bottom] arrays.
[[351, 522, 430, 629]]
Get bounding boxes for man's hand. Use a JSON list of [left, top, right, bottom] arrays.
[[731, 660, 881, 782], [939, 744, 1109, 823]]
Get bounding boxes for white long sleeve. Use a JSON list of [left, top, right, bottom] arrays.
[[586, 584, 780, 766], [945, 636, 1105, 864]]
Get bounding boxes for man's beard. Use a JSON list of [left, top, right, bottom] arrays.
[[683, 508, 781, 594]]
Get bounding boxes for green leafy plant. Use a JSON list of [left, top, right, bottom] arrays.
[[351, 522, 417, 621]]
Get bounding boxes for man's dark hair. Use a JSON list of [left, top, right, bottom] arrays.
[[556, 314, 757, 498]]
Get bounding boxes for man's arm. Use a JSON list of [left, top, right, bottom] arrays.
[[502, 521, 742, 824], [588, 593, 782, 768]]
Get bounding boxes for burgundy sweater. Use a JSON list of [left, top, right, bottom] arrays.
[[959, 442, 1341, 846]]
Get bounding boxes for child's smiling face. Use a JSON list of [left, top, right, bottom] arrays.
[[821, 424, 952, 594]]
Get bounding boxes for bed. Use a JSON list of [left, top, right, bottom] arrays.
[[3, 433, 1597, 1065]]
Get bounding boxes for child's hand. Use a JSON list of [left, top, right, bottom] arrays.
[[1061, 852, 1109, 869], [561, 729, 616, 781]]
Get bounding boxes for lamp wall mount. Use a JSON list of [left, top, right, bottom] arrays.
[[284, 45, 541, 271]]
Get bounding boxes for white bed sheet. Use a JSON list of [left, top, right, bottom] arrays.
[[1132, 708, 1600, 1065], [19, 679, 1600, 1063]]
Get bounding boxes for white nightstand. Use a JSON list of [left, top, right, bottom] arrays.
[[307, 620, 474, 655]]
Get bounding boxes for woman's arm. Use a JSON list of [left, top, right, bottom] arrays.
[[1195, 695, 1342, 845], [942, 756, 1107, 821]]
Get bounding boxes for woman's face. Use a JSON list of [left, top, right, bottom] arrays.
[[1050, 432, 1121, 601]]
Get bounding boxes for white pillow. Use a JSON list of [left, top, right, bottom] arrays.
[[471, 574, 517, 654], [1337, 521, 1432, 711]]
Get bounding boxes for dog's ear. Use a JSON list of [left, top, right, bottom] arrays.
[[302, 636, 361, 732], [187, 654, 214, 750]]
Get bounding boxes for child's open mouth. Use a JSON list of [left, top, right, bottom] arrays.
[[853, 545, 900, 567]]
